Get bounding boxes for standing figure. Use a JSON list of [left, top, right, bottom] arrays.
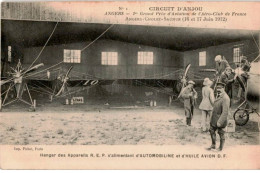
[[240, 56, 251, 85], [213, 55, 231, 91], [180, 80, 198, 126], [235, 56, 251, 100], [215, 55, 230, 76], [208, 82, 230, 151], [219, 67, 236, 100], [199, 78, 215, 132]]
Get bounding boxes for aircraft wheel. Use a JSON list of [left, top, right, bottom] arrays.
[[233, 109, 249, 126]]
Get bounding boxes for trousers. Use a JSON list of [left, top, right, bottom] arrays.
[[185, 105, 194, 125], [201, 110, 212, 131], [209, 125, 226, 150], [209, 125, 225, 139]]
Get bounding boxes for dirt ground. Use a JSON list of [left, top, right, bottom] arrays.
[[0, 85, 259, 147]]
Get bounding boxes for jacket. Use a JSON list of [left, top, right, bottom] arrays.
[[210, 92, 230, 128], [216, 60, 230, 75], [241, 60, 251, 72], [199, 86, 215, 111], [219, 72, 235, 86], [180, 86, 197, 108]]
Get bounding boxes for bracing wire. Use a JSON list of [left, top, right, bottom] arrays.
[[81, 24, 114, 52], [24, 22, 59, 73], [250, 32, 260, 51]]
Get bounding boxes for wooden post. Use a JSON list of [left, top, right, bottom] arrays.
[[237, 87, 242, 98], [33, 99, 36, 109], [168, 96, 172, 106], [47, 70, 50, 79]]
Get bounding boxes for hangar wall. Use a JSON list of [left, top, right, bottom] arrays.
[[22, 40, 183, 80]]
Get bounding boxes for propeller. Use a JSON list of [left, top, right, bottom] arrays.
[[1, 62, 44, 86], [177, 63, 191, 98], [55, 66, 73, 96], [24, 63, 44, 74]]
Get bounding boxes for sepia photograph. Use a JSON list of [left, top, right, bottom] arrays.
[[0, 1, 259, 169]]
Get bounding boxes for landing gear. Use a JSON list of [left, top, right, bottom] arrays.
[[233, 100, 259, 126], [233, 106, 249, 126], [2, 81, 35, 109], [0, 60, 41, 111]]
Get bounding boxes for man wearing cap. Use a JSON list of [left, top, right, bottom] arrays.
[[215, 55, 230, 76], [219, 66, 236, 100], [208, 82, 230, 151], [240, 56, 251, 71], [180, 80, 198, 126], [240, 56, 251, 84]]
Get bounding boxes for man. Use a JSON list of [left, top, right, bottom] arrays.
[[219, 67, 236, 99], [208, 82, 230, 151], [240, 56, 251, 85], [235, 56, 251, 100], [215, 55, 230, 76], [180, 80, 198, 126], [240, 56, 250, 71]]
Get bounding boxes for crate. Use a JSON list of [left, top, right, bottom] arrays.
[[226, 119, 236, 133]]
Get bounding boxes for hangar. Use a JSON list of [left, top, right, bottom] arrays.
[[0, 2, 259, 146], [1, 3, 259, 104], [1, 2, 259, 111]]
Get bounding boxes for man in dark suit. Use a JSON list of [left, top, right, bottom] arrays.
[[240, 56, 251, 85], [219, 67, 236, 100], [208, 82, 230, 151]]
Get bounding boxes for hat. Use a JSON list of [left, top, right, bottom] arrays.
[[188, 80, 195, 85], [215, 55, 222, 62], [203, 78, 213, 86], [241, 56, 247, 60], [216, 82, 226, 89], [225, 66, 232, 71]]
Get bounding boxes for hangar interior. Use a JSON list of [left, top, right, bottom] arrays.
[[1, 2, 260, 146], [1, 2, 260, 110]]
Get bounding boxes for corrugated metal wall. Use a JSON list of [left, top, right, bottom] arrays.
[[1, 2, 112, 23]]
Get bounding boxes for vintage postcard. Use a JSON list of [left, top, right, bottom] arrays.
[[0, 1, 259, 170]]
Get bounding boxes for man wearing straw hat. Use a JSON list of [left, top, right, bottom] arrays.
[[199, 78, 215, 132], [208, 82, 230, 151], [180, 80, 197, 126]]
